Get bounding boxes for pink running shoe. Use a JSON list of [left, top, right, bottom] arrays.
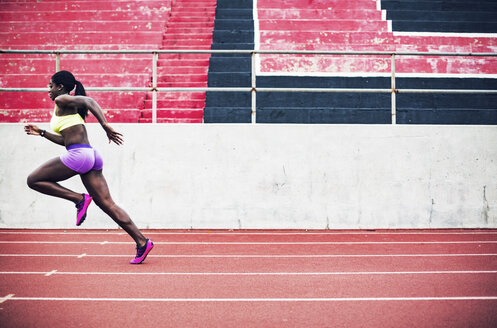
[[75, 193, 92, 226], [130, 239, 154, 264]]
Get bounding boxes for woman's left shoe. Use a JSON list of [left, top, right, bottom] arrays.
[[75, 193, 92, 226], [130, 239, 154, 264]]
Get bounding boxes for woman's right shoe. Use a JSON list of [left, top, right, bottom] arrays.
[[130, 239, 154, 264]]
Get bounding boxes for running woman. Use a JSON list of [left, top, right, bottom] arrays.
[[24, 70, 153, 264]]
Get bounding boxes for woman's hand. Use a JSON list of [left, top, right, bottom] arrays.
[[24, 124, 42, 136], [103, 124, 124, 145]]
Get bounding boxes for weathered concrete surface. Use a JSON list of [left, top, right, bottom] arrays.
[[1, 123, 496, 229]]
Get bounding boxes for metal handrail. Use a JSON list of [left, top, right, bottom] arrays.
[[4, 87, 497, 94], [1, 49, 496, 56], [1, 49, 496, 124]]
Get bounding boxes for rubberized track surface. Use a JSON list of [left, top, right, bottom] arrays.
[[1, 229, 496, 327]]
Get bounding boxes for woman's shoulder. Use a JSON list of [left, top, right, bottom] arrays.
[[54, 94, 74, 107], [55, 94, 92, 109]]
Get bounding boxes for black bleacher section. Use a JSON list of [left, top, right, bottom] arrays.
[[382, 0, 497, 33], [397, 78, 497, 124], [256, 77, 497, 124], [204, 0, 254, 123], [256, 77, 392, 124]]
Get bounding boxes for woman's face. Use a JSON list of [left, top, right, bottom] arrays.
[[48, 80, 65, 100]]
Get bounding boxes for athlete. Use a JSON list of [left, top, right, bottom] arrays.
[[24, 70, 153, 264]]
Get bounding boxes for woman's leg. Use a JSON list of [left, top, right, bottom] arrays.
[[80, 169, 147, 247], [27, 157, 83, 203]]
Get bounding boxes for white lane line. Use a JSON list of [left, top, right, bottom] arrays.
[[1, 241, 496, 245], [7, 296, 497, 302], [0, 241, 128, 244], [0, 253, 497, 258], [1, 231, 496, 235], [0, 294, 15, 304], [1, 271, 496, 276], [44, 270, 57, 277], [0, 254, 77, 257]]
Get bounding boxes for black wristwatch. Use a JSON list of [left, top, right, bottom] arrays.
[[40, 130, 46, 137]]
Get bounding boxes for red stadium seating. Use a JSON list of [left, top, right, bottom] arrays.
[[0, 0, 216, 123], [0, 0, 173, 123], [257, 0, 497, 76], [140, 0, 216, 123]]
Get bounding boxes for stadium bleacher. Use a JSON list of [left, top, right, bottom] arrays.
[[141, 0, 216, 123], [0, 0, 172, 123], [1, 0, 496, 124], [382, 0, 497, 33], [204, 0, 254, 123], [251, 0, 497, 124]]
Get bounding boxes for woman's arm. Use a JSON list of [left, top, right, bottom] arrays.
[[24, 124, 65, 146], [55, 95, 124, 145]]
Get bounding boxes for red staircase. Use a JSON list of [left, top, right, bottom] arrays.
[[258, 0, 497, 76], [141, 0, 217, 123], [0, 0, 171, 123]]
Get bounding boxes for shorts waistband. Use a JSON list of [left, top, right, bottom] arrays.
[[66, 144, 92, 150]]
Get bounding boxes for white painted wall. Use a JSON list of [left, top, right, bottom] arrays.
[[0, 123, 496, 229]]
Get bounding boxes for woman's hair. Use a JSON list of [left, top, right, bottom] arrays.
[[51, 70, 88, 120]]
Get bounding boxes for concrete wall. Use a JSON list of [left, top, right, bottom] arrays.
[[0, 123, 496, 229]]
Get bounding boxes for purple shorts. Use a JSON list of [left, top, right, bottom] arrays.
[[60, 144, 103, 174]]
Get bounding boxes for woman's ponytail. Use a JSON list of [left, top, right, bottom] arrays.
[[74, 80, 89, 120], [74, 80, 86, 96]]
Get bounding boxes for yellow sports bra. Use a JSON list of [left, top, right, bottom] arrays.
[[50, 105, 85, 135]]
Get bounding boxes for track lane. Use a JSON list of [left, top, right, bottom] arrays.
[[1, 254, 496, 273], [1, 300, 496, 328], [1, 273, 497, 299], [1, 229, 496, 242], [1, 242, 496, 256]]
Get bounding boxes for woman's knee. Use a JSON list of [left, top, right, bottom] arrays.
[[26, 173, 39, 190], [93, 195, 116, 212]]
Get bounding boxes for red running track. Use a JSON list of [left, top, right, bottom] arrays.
[[0, 229, 496, 327]]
